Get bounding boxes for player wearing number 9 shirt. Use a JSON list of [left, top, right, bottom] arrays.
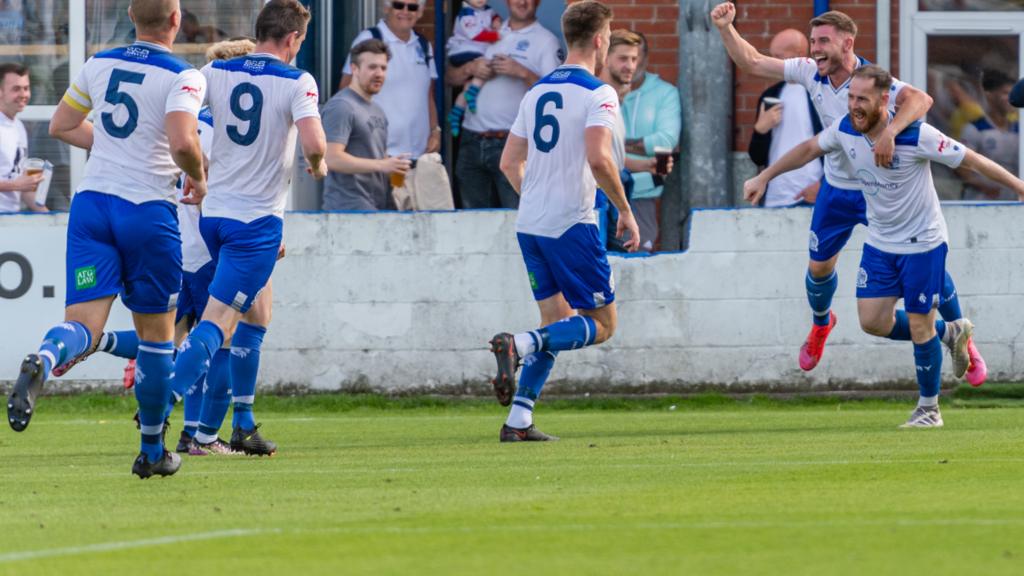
[[489, 1, 640, 442], [7, 0, 207, 479], [170, 0, 326, 458]]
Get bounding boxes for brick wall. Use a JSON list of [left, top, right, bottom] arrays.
[[598, 0, 680, 85], [729, 0, 900, 152]]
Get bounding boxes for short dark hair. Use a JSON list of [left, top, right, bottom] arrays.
[[851, 64, 892, 93], [255, 0, 311, 43], [982, 69, 1014, 92], [809, 11, 858, 37], [0, 63, 28, 83], [562, 1, 613, 50], [350, 39, 391, 67]]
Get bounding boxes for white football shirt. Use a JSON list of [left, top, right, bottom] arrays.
[[511, 65, 619, 238], [0, 112, 28, 212], [463, 20, 562, 133], [62, 41, 206, 204], [817, 115, 966, 254], [784, 56, 906, 189], [176, 106, 214, 273], [200, 53, 321, 223]]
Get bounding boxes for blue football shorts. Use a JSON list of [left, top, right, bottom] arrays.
[[200, 214, 282, 314], [517, 222, 615, 310], [856, 242, 948, 314], [808, 177, 868, 262]]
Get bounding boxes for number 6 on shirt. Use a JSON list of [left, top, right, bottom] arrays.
[[533, 92, 562, 153]]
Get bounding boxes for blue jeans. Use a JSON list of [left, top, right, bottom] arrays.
[[455, 130, 519, 209]]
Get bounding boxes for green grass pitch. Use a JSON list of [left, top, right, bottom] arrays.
[[0, 392, 1022, 575]]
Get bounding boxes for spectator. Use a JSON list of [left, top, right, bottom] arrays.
[[0, 63, 45, 213], [341, 1, 440, 158], [1010, 75, 1024, 108], [448, 0, 560, 209], [748, 29, 823, 208], [623, 32, 680, 251], [323, 40, 409, 211], [960, 69, 1019, 200], [446, 0, 502, 136], [598, 29, 672, 250]]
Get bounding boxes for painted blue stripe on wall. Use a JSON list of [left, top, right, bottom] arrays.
[[212, 56, 305, 80], [93, 45, 192, 73]]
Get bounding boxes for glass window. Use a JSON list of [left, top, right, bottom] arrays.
[[926, 35, 1019, 200], [0, 0, 70, 105], [86, 1, 264, 69], [23, 120, 72, 210], [920, 1, 1024, 11]]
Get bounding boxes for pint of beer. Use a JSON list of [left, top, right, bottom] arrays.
[[24, 157, 45, 176]]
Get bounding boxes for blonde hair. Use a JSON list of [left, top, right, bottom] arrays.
[[205, 38, 257, 62]]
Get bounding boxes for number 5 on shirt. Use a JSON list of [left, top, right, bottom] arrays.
[[102, 69, 146, 139]]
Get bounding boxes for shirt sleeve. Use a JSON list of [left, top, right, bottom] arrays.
[[342, 30, 373, 75], [166, 68, 206, 116], [510, 96, 528, 138], [292, 73, 321, 122], [323, 98, 353, 146], [889, 76, 908, 107], [62, 59, 94, 114], [915, 123, 967, 169], [197, 109, 214, 155], [816, 117, 843, 153], [783, 57, 816, 91], [586, 85, 619, 131]]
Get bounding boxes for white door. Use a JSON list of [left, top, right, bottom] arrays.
[[901, 2, 1024, 200]]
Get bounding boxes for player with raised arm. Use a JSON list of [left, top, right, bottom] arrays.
[[745, 66, 1024, 427], [171, 0, 326, 457], [7, 0, 207, 478], [710, 3, 985, 384], [491, 0, 639, 442]]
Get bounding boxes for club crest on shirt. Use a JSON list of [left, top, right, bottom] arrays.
[[857, 267, 868, 289], [516, 39, 530, 52], [808, 230, 820, 253], [849, 147, 856, 160], [415, 44, 427, 64], [888, 154, 901, 169]]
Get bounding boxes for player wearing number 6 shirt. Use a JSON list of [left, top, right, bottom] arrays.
[[7, 0, 207, 479], [171, 0, 326, 457], [744, 66, 1024, 428], [490, 1, 639, 442]]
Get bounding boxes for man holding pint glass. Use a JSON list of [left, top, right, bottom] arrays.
[[0, 63, 48, 213], [323, 39, 409, 211], [623, 33, 680, 251]]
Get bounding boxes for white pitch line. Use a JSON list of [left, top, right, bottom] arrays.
[[0, 528, 273, 564]]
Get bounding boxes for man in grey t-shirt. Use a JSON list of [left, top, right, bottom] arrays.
[[324, 39, 410, 210]]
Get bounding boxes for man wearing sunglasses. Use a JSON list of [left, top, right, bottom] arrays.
[[341, 0, 440, 159]]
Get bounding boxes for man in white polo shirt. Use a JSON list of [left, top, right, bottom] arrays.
[[0, 63, 46, 213], [448, 0, 561, 208], [341, 1, 440, 158]]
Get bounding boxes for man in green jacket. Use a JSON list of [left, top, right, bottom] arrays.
[[623, 32, 681, 251]]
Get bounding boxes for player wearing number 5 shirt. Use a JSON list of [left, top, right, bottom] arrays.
[[171, 0, 326, 458], [7, 0, 207, 480]]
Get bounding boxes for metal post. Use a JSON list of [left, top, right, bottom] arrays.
[[669, 0, 733, 249]]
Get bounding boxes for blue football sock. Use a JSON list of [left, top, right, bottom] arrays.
[[230, 322, 266, 431], [171, 320, 223, 409], [506, 351, 558, 429], [182, 372, 206, 438], [98, 330, 139, 359], [935, 319, 946, 342], [527, 316, 598, 353], [196, 348, 232, 443], [135, 340, 175, 462], [887, 310, 912, 341], [913, 335, 943, 399], [937, 271, 962, 322], [806, 270, 838, 327], [38, 321, 92, 379]]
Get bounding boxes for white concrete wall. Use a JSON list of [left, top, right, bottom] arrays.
[[4, 205, 1024, 392]]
